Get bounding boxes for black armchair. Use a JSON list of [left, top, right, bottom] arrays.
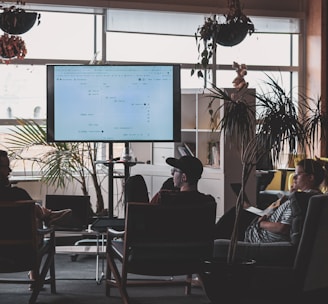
[[105, 201, 216, 304], [207, 194, 328, 303]]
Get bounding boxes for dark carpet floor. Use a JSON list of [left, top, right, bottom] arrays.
[[1, 251, 327, 304], [0, 253, 210, 304]]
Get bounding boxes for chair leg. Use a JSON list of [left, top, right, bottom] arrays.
[[48, 234, 56, 293], [29, 250, 56, 304], [49, 255, 56, 293], [106, 252, 130, 304], [185, 274, 192, 295], [105, 256, 112, 297]]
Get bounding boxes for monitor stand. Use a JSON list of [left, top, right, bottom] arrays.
[[120, 142, 135, 162], [105, 142, 137, 218]]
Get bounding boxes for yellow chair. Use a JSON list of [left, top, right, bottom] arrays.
[[266, 170, 282, 190]]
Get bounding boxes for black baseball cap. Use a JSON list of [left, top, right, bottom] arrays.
[[166, 156, 203, 180]]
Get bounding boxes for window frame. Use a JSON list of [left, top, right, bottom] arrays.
[[0, 7, 304, 174]]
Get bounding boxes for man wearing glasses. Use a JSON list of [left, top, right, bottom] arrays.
[[150, 155, 216, 206]]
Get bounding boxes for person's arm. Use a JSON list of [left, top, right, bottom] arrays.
[[257, 215, 290, 235]]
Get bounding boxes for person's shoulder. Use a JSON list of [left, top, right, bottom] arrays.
[[149, 189, 179, 204], [290, 190, 319, 203], [0, 186, 32, 201], [194, 191, 216, 203], [162, 190, 216, 204], [289, 190, 319, 216]]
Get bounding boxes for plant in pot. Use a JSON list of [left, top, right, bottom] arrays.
[[0, 3, 41, 35], [192, 0, 254, 80], [0, 2, 40, 63], [201, 65, 325, 301], [4, 118, 107, 215]]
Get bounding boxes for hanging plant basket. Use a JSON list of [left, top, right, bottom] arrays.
[[216, 22, 252, 46], [0, 8, 40, 35], [0, 34, 27, 62], [192, 0, 254, 78]]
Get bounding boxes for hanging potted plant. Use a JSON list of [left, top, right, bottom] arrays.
[[192, 0, 254, 79], [0, 33, 27, 62], [0, 3, 40, 35], [217, 0, 254, 47], [0, 2, 40, 63]]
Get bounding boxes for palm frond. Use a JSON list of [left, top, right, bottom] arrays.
[[208, 84, 256, 148]]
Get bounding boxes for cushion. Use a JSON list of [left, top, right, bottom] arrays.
[[213, 239, 296, 266]]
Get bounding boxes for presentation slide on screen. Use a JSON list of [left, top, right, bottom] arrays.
[[53, 65, 175, 141]]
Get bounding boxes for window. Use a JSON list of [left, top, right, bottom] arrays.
[[0, 65, 46, 119], [22, 11, 95, 60], [0, 6, 302, 174]]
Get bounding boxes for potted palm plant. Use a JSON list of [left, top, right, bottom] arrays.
[[208, 69, 324, 263], [201, 64, 326, 302], [4, 119, 106, 215]]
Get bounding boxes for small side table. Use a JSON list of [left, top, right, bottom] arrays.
[[55, 230, 106, 284]]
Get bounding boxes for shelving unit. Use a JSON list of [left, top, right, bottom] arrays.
[[131, 88, 257, 219], [151, 88, 221, 167], [180, 88, 221, 166]]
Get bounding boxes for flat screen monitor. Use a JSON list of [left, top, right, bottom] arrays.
[[47, 64, 181, 142]]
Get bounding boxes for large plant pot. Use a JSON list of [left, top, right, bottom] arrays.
[[0, 11, 38, 35], [216, 22, 250, 47], [201, 258, 256, 303]]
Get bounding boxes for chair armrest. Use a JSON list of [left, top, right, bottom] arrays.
[[37, 226, 55, 236], [213, 239, 296, 266], [107, 227, 125, 238], [37, 226, 55, 255]]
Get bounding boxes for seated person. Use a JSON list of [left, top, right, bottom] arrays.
[[150, 156, 216, 206], [213, 158, 325, 265], [0, 150, 72, 284], [125, 174, 149, 203], [0, 150, 72, 227]]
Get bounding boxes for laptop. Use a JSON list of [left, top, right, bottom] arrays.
[[45, 195, 91, 231]]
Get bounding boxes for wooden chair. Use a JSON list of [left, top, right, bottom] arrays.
[[105, 201, 217, 304], [0, 200, 56, 304]]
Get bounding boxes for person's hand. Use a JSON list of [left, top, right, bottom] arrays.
[[243, 200, 251, 208], [257, 215, 267, 222]]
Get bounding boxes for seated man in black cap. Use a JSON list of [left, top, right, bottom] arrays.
[[150, 155, 216, 206]]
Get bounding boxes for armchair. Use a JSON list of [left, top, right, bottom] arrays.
[[0, 200, 56, 304], [106, 201, 216, 304], [207, 194, 328, 303]]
